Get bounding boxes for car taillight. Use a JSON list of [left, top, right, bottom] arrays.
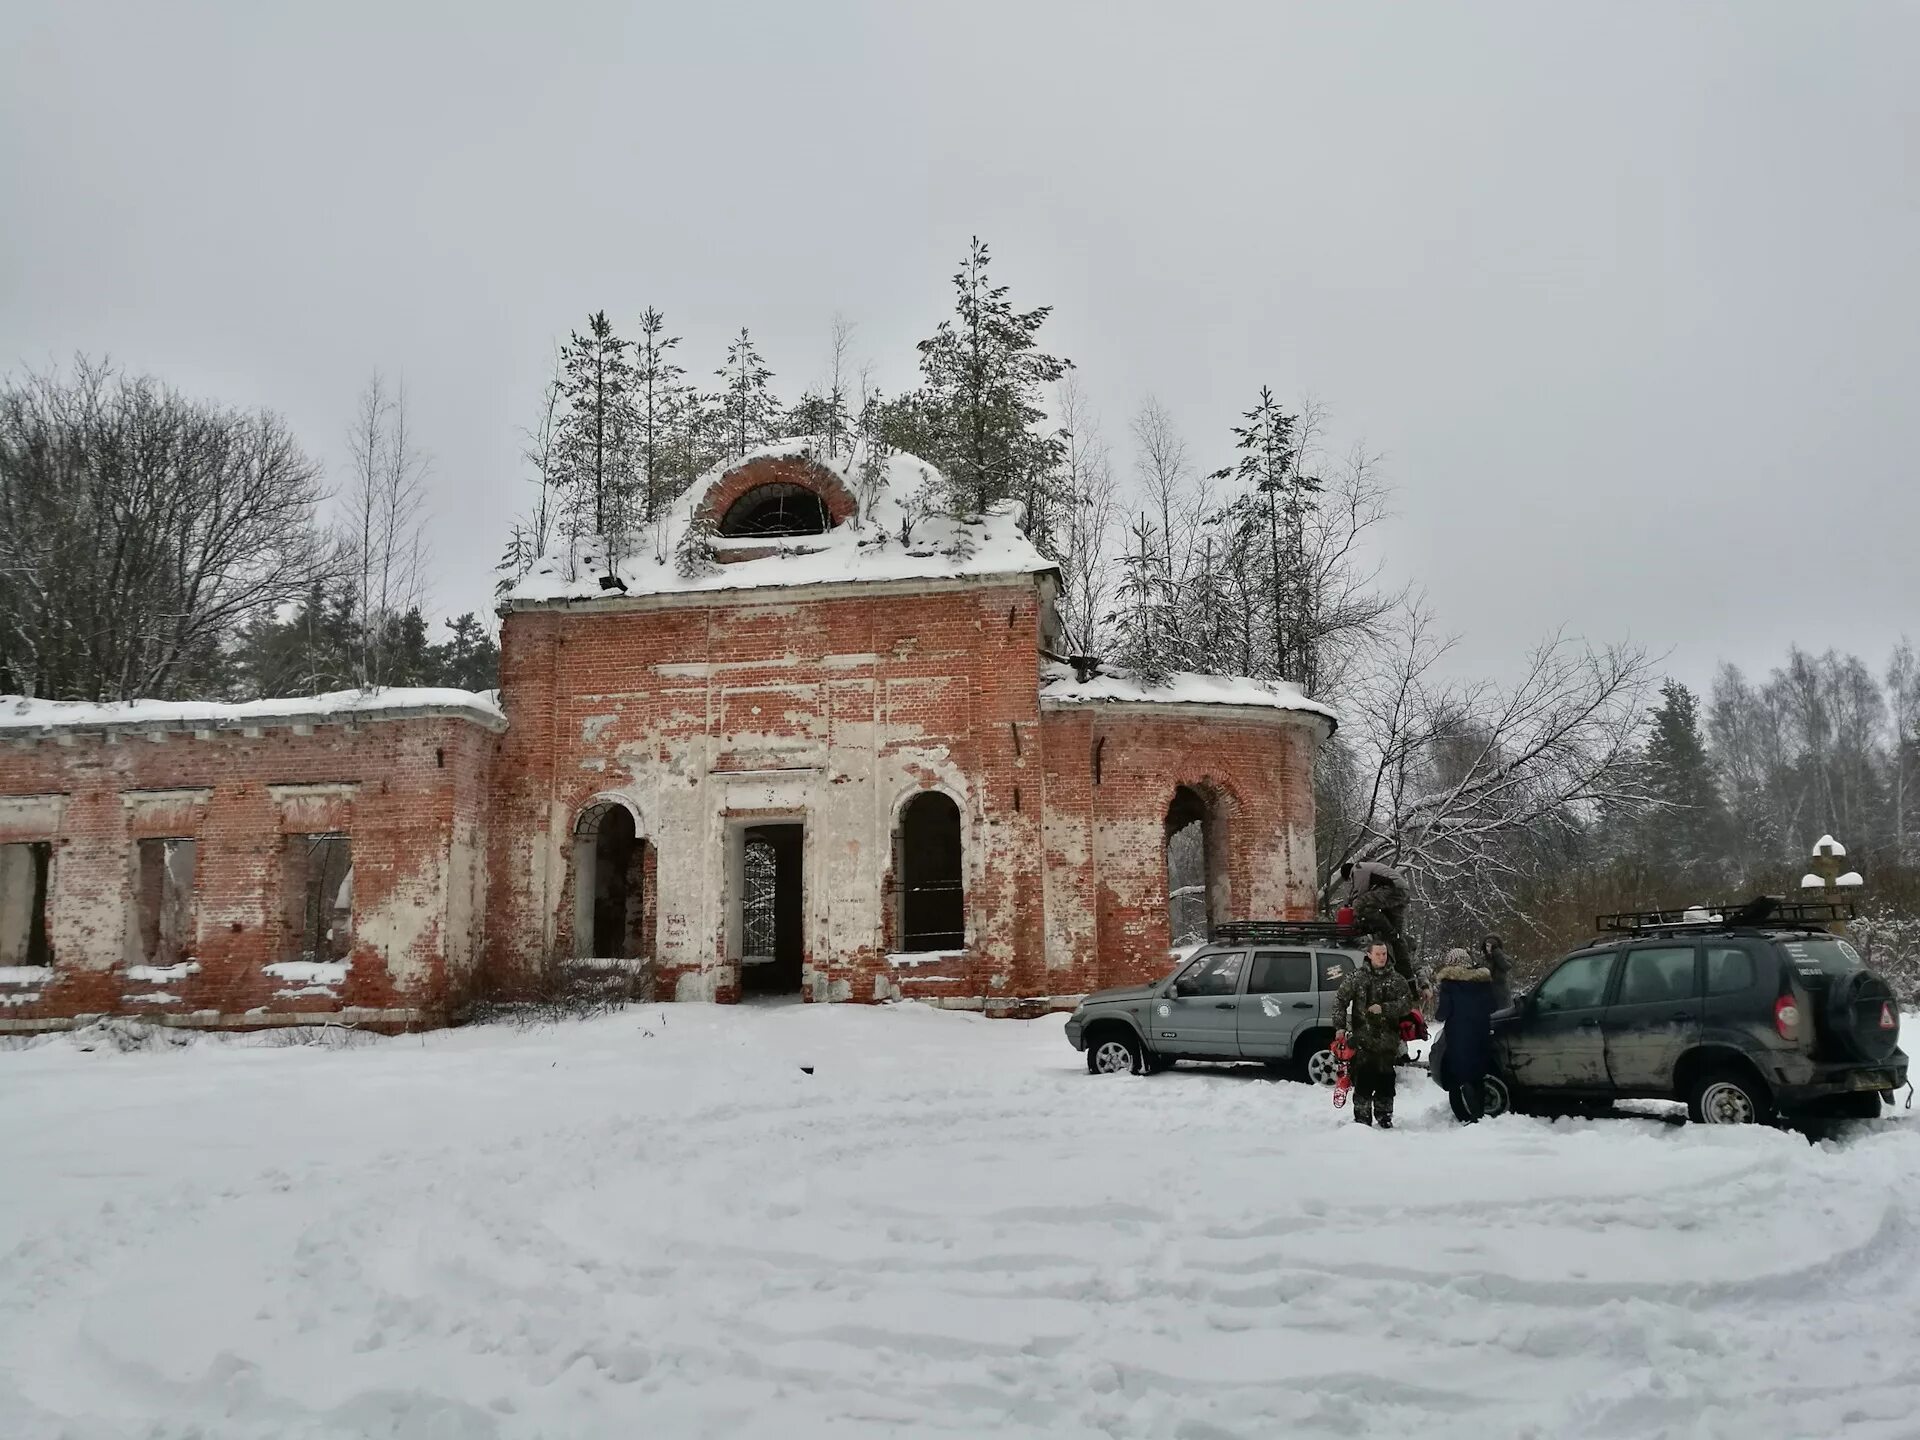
[[1774, 995, 1802, 1041]]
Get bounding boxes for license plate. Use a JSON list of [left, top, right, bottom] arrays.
[[1849, 1070, 1891, 1091]]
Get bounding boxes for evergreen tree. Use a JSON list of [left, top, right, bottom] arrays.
[[904, 238, 1067, 522], [1636, 680, 1729, 888], [715, 327, 782, 458], [1111, 515, 1172, 684], [1212, 387, 1321, 686], [230, 579, 358, 699], [633, 307, 690, 535], [428, 613, 500, 691], [557, 311, 634, 539]]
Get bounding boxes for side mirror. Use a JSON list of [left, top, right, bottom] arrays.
[[1170, 978, 1194, 999]]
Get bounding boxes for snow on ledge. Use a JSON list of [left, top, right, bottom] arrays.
[[0, 687, 506, 737], [504, 440, 1055, 606], [1039, 663, 1338, 728], [263, 961, 348, 988], [888, 950, 966, 969], [127, 961, 200, 983], [0, 966, 53, 985]]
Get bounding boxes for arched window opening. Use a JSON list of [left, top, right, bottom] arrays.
[[719, 482, 832, 538], [572, 801, 647, 959], [1165, 785, 1219, 948], [899, 791, 964, 953]]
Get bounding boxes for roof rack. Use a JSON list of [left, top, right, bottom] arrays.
[[1594, 896, 1855, 935], [1209, 919, 1359, 946]]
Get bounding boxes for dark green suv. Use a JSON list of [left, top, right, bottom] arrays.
[[1430, 899, 1907, 1124]]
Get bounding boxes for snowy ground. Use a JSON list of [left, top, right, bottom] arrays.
[[2, 1007, 1917, 1440]]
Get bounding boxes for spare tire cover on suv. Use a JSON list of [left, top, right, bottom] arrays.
[[1825, 969, 1902, 1062]]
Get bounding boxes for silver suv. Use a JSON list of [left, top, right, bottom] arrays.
[[1065, 923, 1366, 1082]]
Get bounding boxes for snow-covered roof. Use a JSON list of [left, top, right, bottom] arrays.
[[0, 687, 507, 737], [1038, 662, 1338, 730], [503, 440, 1056, 606]]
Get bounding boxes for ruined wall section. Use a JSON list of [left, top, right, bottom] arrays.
[[485, 577, 1048, 1009], [0, 713, 497, 1030], [1037, 703, 1326, 994]]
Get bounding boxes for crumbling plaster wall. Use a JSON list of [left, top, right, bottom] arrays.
[[0, 714, 496, 1030], [486, 578, 1050, 1007]]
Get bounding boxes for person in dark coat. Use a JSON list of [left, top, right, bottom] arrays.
[[1480, 934, 1514, 1011], [1435, 947, 1497, 1123], [1338, 860, 1415, 983]]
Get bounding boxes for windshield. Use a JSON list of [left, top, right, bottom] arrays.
[[1776, 935, 1865, 977]]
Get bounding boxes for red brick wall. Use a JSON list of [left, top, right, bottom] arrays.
[[484, 579, 1050, 1009], [0, 715, 495, 1030], [485, 577, 1327, 1013], [1037, 705, 1322, 996]]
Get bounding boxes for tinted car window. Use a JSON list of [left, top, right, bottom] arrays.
[[1316, 952, 1355, 990], [1180, 951, 1245, 997], [1534, 951, 1616, 1013], [1617, 947, 1699, 1006], [1249, 950, 1312, 994], [1706, 946, 1757, 995]]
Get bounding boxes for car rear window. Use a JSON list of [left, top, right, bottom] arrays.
[[1776, 936, 1867, 977], [1316, 952, 1356, 990], [1249, 950, 1312, 994]]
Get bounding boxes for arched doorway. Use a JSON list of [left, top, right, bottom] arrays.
[[1165, 785, 1222, 948], [898, 791, 964, 953], [572, 800, 648, 958]]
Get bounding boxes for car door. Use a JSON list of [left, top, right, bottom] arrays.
[[1153, 949, 1247, 1057], [1315, 950, 1358, 1023], [1603, 943, 1702, 1094], [1235, 949, 1315, 1058], [1505, 950, 1619, 1090]]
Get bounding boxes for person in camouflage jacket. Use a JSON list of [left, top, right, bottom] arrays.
[[1334, 937, 1418, 1127]]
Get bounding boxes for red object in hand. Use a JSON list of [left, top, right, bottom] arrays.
[[1399, 1009, 1429, 1043], [1335, 905, 1356, 930]]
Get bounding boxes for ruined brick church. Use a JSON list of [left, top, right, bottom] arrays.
[[0, 446, 1332, 1031]]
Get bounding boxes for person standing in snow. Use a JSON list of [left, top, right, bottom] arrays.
[[1334, 936, 1417, 1128], [1338, 860, 1415, 983], [1480, 934, 1514, 1010], [1435, 947, 1497, 1123]]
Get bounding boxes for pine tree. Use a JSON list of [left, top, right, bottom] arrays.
[[906, 238, 1067, 522], [1638, 680, 1728, 887], [633, 307, 689, 536], [1112, 515, 1172, 685], [1212, 387, 1321, 685], [715, 327, 781, 458], [557, 311, 635, 540], [852, 390, 892, 528]]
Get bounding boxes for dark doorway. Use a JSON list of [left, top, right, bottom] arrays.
[[0, 840, 53, 968], [1166, 786, 1215, 948], [740, 823, 804, 995], [899, 792, 964, 953], [573, 802, 648, 959]]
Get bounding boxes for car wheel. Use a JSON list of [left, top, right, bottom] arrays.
[[1482, 1074, 1512, 1119], [1688, 1068, 1773, 1126], [1303, 1045, 1340, 1087], [1086, 1031, 1145, 1076]]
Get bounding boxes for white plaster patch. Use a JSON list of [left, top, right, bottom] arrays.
[[581, 713, 617, 742], [123, 992, 179, 1005]]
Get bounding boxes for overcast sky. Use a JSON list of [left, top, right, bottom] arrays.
[[4, 2, 1915, 694]]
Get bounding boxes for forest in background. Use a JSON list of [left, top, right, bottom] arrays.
[[3, 239, 1915, 991]]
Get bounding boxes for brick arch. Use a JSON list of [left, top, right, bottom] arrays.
[[1163, 771, 1242, 943], [695, 453, 860, 533]]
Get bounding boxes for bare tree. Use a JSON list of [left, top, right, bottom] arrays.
[[1891, 640, 1920, 863], [1322, 599, 1659, 934], [344, 373, 429, 688], [0, 358, 326, 701], [1055, 369, 1116, 654]]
